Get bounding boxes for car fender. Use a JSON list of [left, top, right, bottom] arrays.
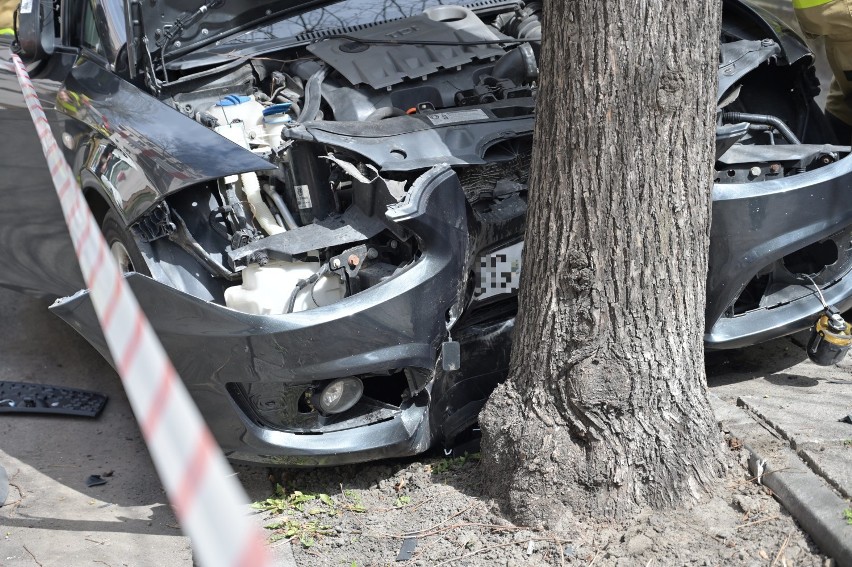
[[56, 56, 274, 223]]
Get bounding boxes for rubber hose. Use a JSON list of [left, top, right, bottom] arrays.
[[721, 112, 801, 145], [495, 2, 541, 41], [262, 183, 299, 230], [298, 66, 329, 122], [240, 172, 285, 236], [492, 44, 538, 83]]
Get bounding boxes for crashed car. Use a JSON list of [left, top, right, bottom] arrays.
[[1, 0, 851, 465]]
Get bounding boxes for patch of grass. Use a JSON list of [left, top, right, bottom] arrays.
[[393, 495, 411, 508], [253, 484, 343, 546], [843, 508, 852, 526], [341, 489, 366, 513], [252, 485, 337, 515], [430, 452, 481, 474], [264, 518, 334, 547]]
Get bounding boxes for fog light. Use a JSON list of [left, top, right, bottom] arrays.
[[313, 378, 363, 414]]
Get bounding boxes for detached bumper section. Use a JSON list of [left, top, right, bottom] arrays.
[[51, 166, 468, 465], [706, 155, 852, 348]]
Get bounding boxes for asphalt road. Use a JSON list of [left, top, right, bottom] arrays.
[[0, 287, 281, 567]]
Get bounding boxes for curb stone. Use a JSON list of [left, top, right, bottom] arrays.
[[711, 394, 852, 567]]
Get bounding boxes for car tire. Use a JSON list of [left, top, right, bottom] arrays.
[[101, 209, 151, 276]]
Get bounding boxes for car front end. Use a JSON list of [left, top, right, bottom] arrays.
[[12, 0, 852, 464]]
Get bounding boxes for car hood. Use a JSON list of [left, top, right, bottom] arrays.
[[140, 0, 331, 59]]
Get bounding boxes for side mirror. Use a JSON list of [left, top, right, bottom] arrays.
[[13, 0, 57, 64]]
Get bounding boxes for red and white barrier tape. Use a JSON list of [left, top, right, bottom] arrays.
[[8, 53, 272, 567]]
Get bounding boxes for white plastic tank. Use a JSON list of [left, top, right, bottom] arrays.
[[207, 95, 266, 145], [224, 260, 346, 315], [206, 96, 291, 149], [262, 103, 293, 149]]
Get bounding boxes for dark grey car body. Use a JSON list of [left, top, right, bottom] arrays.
[[1, 0, 850, 465]]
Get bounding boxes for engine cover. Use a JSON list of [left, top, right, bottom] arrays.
[[306, 5, 508, 90]]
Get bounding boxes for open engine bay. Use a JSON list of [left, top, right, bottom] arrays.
[[137, 3, 540, 319]]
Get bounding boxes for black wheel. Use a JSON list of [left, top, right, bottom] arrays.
[[100, 209, 151, 276]]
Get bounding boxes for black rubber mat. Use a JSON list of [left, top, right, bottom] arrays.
[[0, 381, 107, 417]]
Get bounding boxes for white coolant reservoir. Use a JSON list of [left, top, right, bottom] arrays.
[[207, 95, 267, 145], [206, 96, 292, 149], [224, 260, 346, 315], [261, 103, 292, 149]]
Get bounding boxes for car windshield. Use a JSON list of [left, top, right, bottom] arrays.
[[165, 0, 494, 66]]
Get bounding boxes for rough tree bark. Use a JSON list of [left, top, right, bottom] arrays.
[[479, 0, 727, 525]]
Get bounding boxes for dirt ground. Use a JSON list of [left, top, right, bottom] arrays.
[[250, 442, 829, 566]]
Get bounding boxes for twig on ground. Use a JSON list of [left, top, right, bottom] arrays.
[[23, 545, 44, 567], [344, 502, 484, 540], [9, 480, 25, 497], [587, 548, 601, 566], [335, 488, 493, 541], [338, 483, 378, 537], [350, 519, 532, 541], [736, 515, 779, 529], [407, 501, 481, 536], [408, 534, 446, 562], [3, 483, 25, 509], [771, 530, 793, 566], [416, 521, 537, 538], [2, 469, 24, 511], [370, 500, 421, 514], [731, 467, 795, 487], [435, 536, 571, 566], [407, 495, 434, 513]]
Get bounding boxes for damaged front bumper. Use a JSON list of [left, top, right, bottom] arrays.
[[706, 153, 852, 348], [51, 167, 468, 465]]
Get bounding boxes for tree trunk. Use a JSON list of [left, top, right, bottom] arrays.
[[479, 0, 727, 526]]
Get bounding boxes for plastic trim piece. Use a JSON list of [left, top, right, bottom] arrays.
[[0, 381, 107, 417]]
